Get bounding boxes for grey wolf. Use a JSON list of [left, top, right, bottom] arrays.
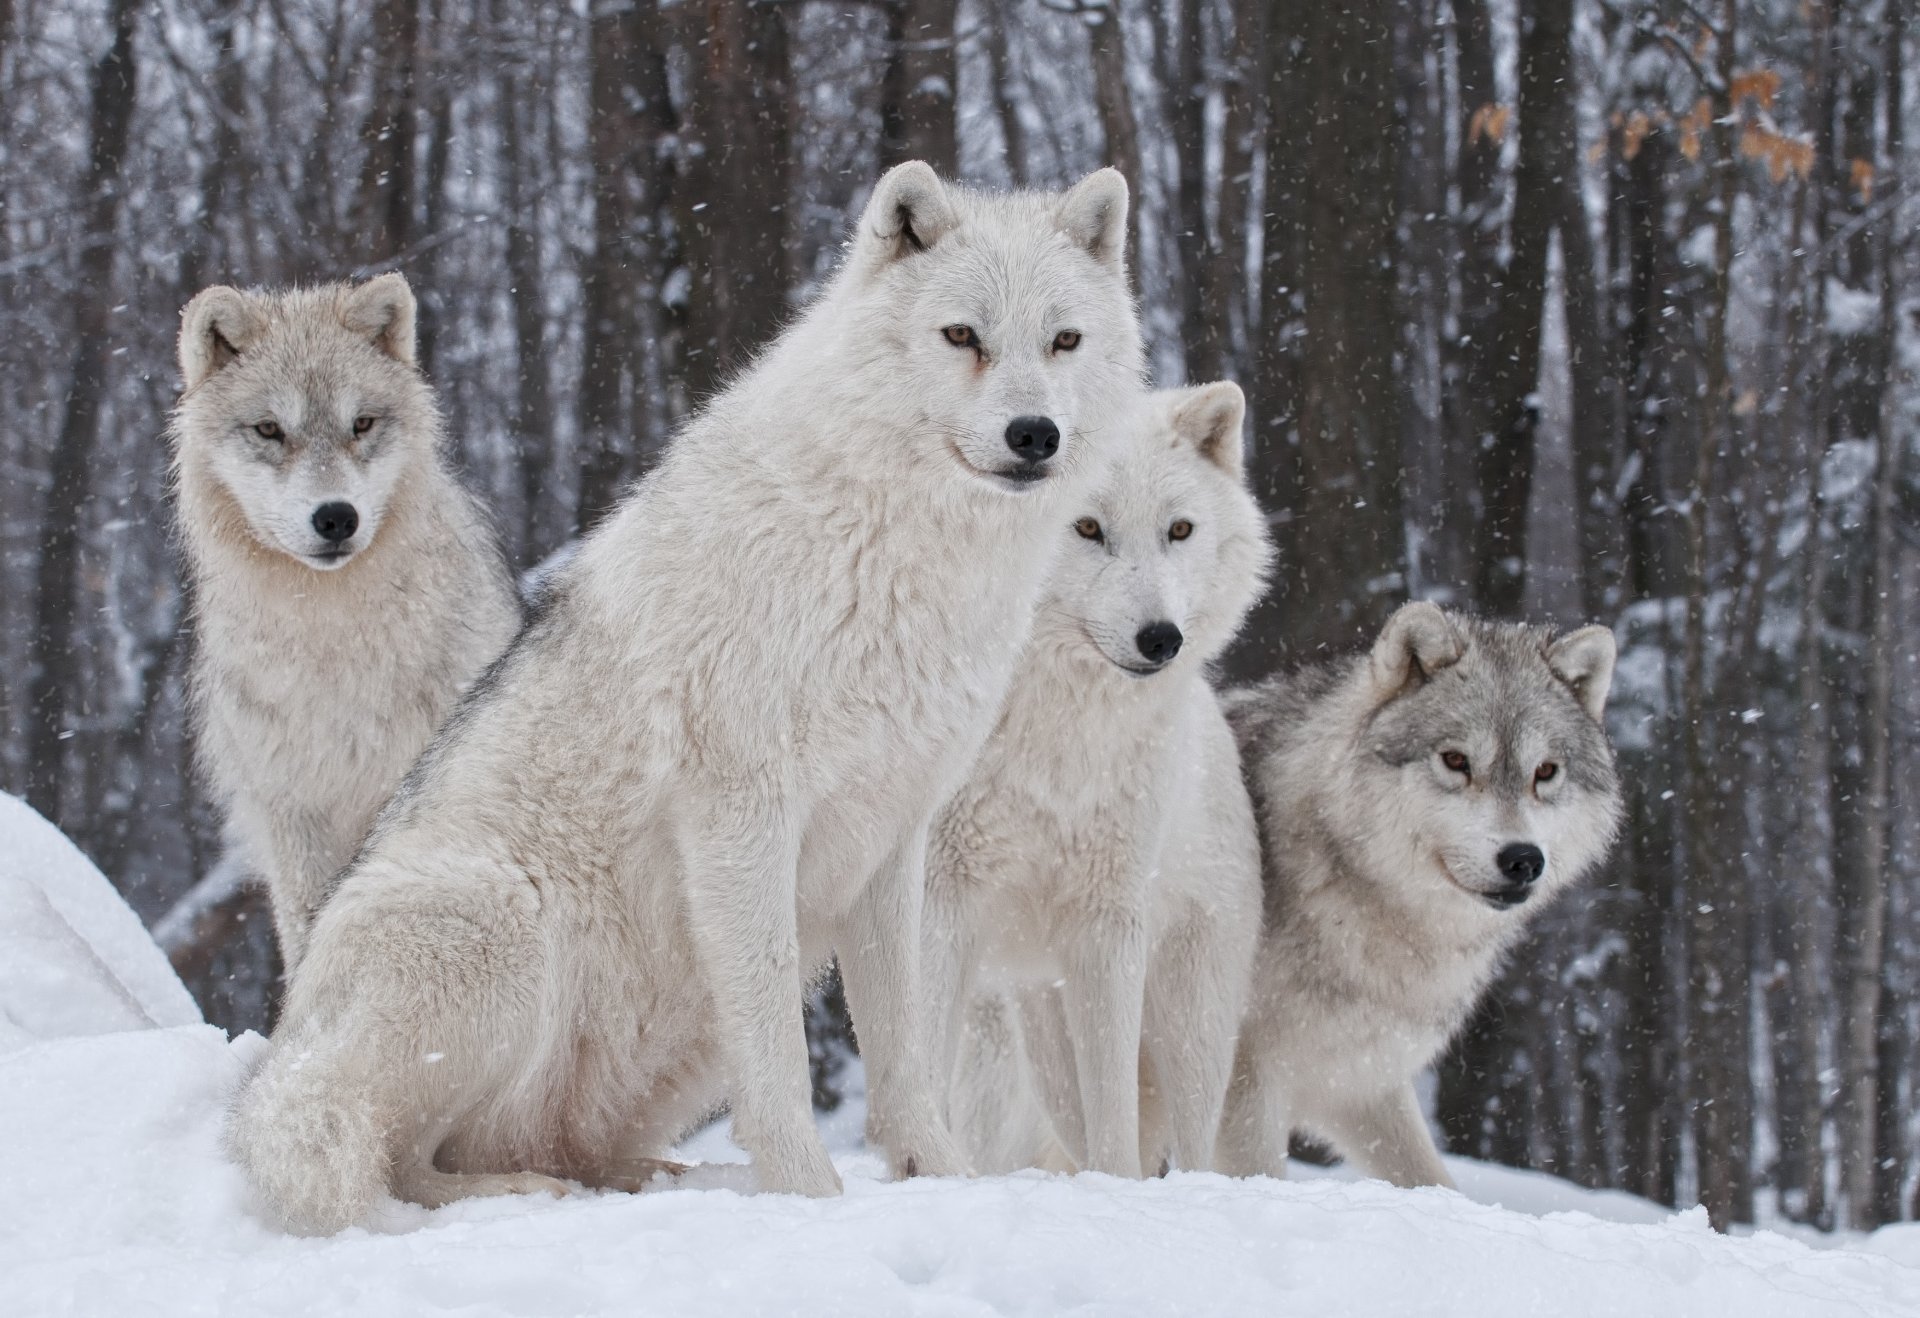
[[170, 275, 520, 974], [1216, 603, 1622, 1187], [226, 163, 1147, 1232], [927, 382, 1271, 1177]]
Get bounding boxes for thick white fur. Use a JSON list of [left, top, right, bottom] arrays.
[[226, 164, 1147, 1233], [171, 275, 520, 972], [927, 383, 1272, 1177], [1217, 604, 1624, 1188]]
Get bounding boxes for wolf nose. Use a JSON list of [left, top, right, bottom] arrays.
[[312, 501, 359, 544], [1135, 622, 1183, 666], [1497, 843, 1546, 886], [1004, 415, 1060, 465]]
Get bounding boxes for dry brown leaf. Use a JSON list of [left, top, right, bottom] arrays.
[[1468, 102, 1513, 146], [1622, 110, 1653, 161], [1730, 69, 1782, 110], [1678, 98, 1711, 163], [1739, 124, 1815, 183], [1851, 157, 1876, 202]]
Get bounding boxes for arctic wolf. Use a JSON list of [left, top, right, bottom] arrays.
[[170, 275, 520, 974], [927, 382, 1271, 1178], [228, 163, 1147, 1233], [1216, 603, 1622, 1188]]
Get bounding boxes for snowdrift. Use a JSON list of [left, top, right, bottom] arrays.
[[0, 792, 199, 1053], [2, 1024, 1916, 1316], [3, 794, 1918, 1315]]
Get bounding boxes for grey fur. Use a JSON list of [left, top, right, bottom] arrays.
[[170, 275, 520, 973], [1216, 603, 1624, 1188]]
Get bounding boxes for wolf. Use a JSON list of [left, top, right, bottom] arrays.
[[926, 382, 1272, 1178], [170, 275, 521, 975], [227, 162, 1148, 1233], [1215, 602, 1623, 1188]]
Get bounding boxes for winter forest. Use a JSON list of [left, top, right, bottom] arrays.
[[1, 0, 1918, 1247]]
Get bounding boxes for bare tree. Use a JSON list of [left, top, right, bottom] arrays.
[[880, 0, 957, 173], [24, 0, 139, 830]]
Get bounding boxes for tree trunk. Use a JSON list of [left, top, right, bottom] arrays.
[[576, 0, 678, 529], [879, 0, 957, 174], [354, 0, 420, 265], [1852, 0, 1906, 1228], [1683, 0, 1752, 1232], [677, 0, 792, 407], [1232, 0, 1405, 675], [984, 0, 1028, 184], [500, 77, 555, 564], [1470, 0, 1565, 617], [24, 0, 138, 828], [1083, 1, 1142, 276]]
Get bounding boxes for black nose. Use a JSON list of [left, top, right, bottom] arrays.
[[1004, 415, 1060, 465], [1135, 621, 1183, 666], [312, 501, 359, 544], [1497, 843, 1546, 886]]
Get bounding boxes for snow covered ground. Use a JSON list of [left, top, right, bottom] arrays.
[[5, 791, 1920, 1316]]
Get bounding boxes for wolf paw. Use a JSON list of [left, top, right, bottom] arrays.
[[754, 1137, 843, 1198], [885, 1124, 968, 1180]]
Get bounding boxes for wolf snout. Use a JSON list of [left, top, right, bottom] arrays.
[[1003, 415, 1060, 466], [1135, 621, 1183, 668], [1490, 843, 1546, 906], [311, 501, 359, 545]]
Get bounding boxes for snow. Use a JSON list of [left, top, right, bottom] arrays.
[[2, 1022, 1916, 1316], [4, 801, 1919, 1315], [0, 792, 199, 1053]]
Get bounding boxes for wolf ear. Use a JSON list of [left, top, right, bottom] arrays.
[[1055, 167, 1130, 271], [178, 285, 263, 390], [340, 272, 417, 366], [1168, 381, 1246, 479], [1547, 625, 1616, 724], [1368, 601, 1465, 701], [858, 160, 961, 268]]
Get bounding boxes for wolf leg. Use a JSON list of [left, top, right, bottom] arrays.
[[1322, 1085, 1454, 1190], [393, 1165, 572, 1209], [1057, 914, 1148, 1178], [836, 827, 966, 1179], [1140, 924, 1243, 1172], [951, 993, 1048, 1173], [676, 801, 840, 1198], [1017, 984, 1089, 1168], [1215, 1036, 1292, 1179]]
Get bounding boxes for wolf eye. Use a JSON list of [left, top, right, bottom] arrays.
[[1441, 750, 1470, 776], [1074, 517, 1103, 542], [1053, 330, 1082, 352], [352, 415, 376, 435], [1535, 762, 1559, 783], [253, 421, 283, 440], [1168, 519, 1193, 542], [943, 325, 978, 349]]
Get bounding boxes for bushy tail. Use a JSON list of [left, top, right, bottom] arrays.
[[226, 1034, 389, 1235]]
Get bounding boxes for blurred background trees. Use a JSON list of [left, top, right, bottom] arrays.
[[0, 0, 1915, 1233]]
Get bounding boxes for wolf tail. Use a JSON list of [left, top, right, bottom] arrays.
[[226, 1032, 389, 1235]]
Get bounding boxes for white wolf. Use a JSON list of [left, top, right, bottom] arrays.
[[170, 275, 520, 974], [1216, 603, 1623, 1188], [227, 163, 1147, 1233], [926, 382, 1272, 1178]]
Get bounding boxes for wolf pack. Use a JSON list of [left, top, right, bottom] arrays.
[[165, 163, 1626, 1235]]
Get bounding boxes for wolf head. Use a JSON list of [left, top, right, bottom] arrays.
[[1033, 381, 1273, 676], [171, 274, 437, 570], [838, 161, 1146, 496], [1355, 602, 1622, 920]]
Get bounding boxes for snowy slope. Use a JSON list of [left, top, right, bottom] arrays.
[[4, 1024, 1918, 1317], [0, 792, 199, 1053]]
